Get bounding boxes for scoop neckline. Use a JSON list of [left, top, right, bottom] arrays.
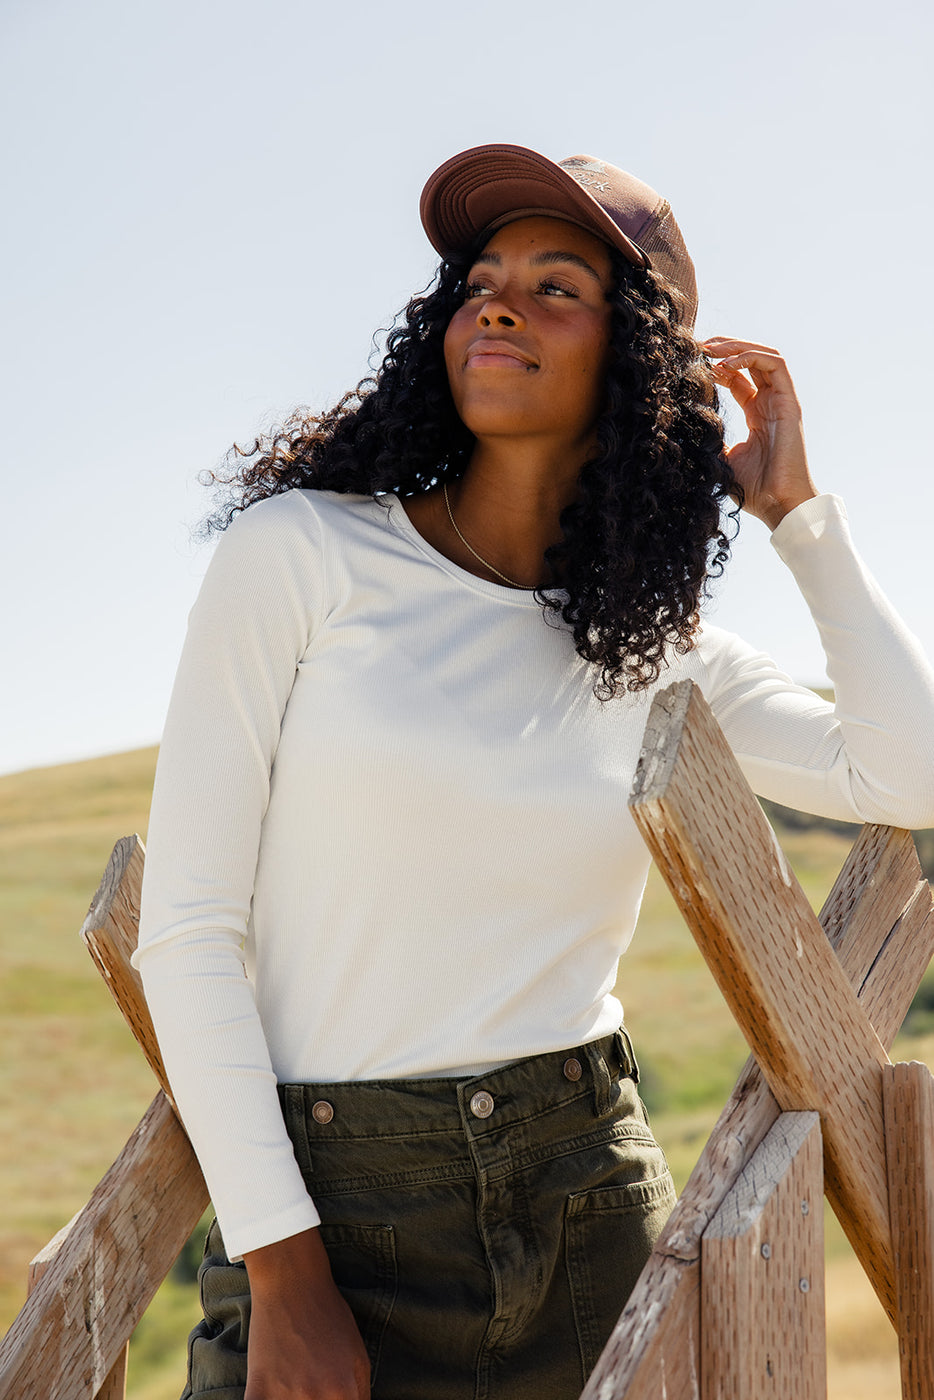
[[381, 493, 557, 607]]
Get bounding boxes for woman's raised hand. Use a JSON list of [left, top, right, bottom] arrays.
[[703, 337, 819, 530], [244, 1228, 371, 1399]]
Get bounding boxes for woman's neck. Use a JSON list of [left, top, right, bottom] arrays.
[[406, 442, 585, 589]]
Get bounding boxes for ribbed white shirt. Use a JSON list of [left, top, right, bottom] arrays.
[[135, 490, 934, 1258]]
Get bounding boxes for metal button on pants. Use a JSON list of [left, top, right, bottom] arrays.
[[469, 1090, 494, 1119]]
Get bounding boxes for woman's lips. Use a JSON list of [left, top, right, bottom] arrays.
[[464, 342, 537, 370]]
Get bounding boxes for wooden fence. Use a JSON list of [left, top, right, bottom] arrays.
[[2, 679, 932, 1398]]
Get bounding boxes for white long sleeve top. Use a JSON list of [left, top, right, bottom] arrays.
[[135, 489, 934, 1259]]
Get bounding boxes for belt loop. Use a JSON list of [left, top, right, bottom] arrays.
[[583, 1039, 613, 1115], [280, 1084, 314, 1176], [615, 1026, 640, 1084]]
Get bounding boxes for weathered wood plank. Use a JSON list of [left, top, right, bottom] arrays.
[[0, 835, 200, 1399], [581, 723, 933, 1398], [92, 1359, 128, 1400], [883, 1061, 934, 1399], [820, 823, 925, 978], [852, 883, 934, 1053], [0, 1094, 208, 1400], [653, 878, 933, 1275], [79, 835, 170, 1098], [28, 1242, 129, 1400], [701, 1112, 825, 1399], [629, 681, 894, 1317], [584, 882, 934, 1399]]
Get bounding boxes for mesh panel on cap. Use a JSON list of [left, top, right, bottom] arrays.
[[640, 204, 698, 327]]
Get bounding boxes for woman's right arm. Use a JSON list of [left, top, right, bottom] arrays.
[[244, 1230, 370, 1400], [134, 493, 367, 1395]]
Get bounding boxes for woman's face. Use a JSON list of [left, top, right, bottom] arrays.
[[444, 216, 614, 452]]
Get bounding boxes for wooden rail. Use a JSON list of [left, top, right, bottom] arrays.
[[583, 681, 934, 1399], [0, 838, 208, 1400]]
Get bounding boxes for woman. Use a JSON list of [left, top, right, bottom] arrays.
[[135, 145, 934, 1400]]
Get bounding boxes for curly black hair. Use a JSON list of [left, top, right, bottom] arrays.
[[205, 248, 740, 696]]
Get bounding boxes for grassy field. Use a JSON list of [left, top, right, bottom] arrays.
[[1, 747, 928, 1396]]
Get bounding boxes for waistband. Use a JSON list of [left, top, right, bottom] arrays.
[[277, 1028, 639, 1142]]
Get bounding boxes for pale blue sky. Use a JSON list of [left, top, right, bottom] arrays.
[[2, 0, 932, 774]]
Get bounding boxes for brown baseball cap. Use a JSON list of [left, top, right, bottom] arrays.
[[420, 143, 698, 329]]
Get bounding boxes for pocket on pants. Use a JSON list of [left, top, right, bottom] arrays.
[[184, 1218, 397, 1398], [564, 1162, 676, 1378], [185, 1219, 251, 1398], [319, 1221, 398, 1383]]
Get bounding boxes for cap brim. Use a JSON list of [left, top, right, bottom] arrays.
[[420, 143, 649, 270]]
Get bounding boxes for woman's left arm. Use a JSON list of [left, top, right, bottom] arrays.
[[700, 337, 934, 831]]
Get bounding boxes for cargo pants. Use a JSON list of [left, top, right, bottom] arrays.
[[182, 1029, 675, 1400]]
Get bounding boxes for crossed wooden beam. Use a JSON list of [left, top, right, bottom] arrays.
[[1, 680, 932, 1398], [586, 681, 934, 1399]]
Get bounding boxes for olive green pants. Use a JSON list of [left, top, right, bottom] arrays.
[[183, 1029, 675, 1399]]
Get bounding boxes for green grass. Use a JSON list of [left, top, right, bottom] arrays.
[[0, 747, 928, 1397]]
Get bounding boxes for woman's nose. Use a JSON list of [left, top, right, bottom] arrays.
[[476, 296, 525, 330]]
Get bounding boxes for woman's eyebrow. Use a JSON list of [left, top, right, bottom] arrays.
[[530, 250, 605, 284], [471, 248, 605, 284]]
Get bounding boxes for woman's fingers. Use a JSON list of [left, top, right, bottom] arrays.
[[702, 335, 781, 356], [708, 358, 775, 408], [709, 360, 757, 410], [705, 338, 802, 419], [704, 339, 799, 393], [708, 351, 788, 382]]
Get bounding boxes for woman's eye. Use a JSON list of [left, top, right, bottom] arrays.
[[465, 281, 494, 300], [538, 279, 577, 298]]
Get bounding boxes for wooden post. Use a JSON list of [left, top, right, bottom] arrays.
[[28, 1235, 128, 1400], [582, 732, 934, 1398], [0, 1094, 208, 1400], [629, 681, 895, 1320], [701, 1112, 825, 1399], [819, 824, 927, 977], [0, 836, 210, 1400], [883, 1061, 934, 1398], [80, 835, 171, 1098]]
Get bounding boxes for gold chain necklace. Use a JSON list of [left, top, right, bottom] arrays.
[[442, 482, 534, 590]]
